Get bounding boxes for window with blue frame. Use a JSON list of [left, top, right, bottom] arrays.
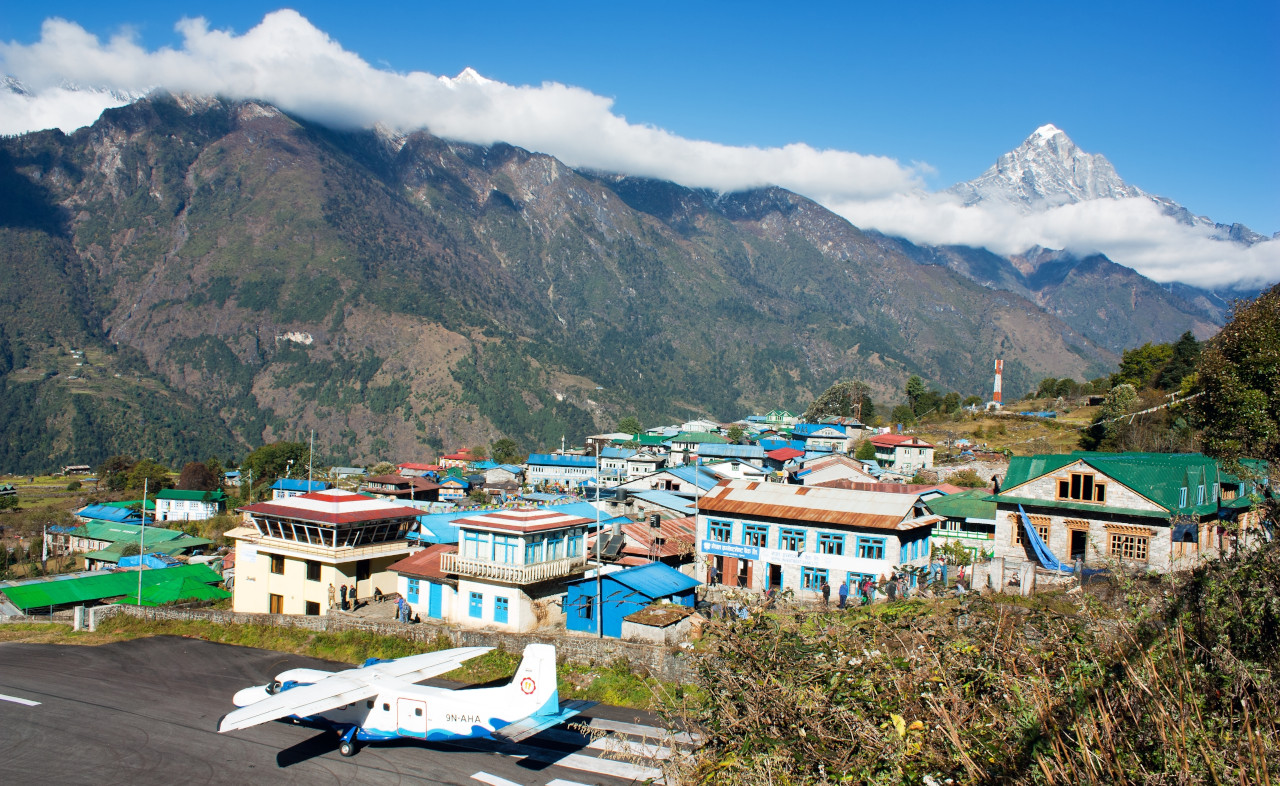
[[468, 591, 483, 619], [744, 524, 768, 547], [1179, 487, 1188, 507], [801, 566, 828, 589], [817, 533, 844, 555], [567, 533, 581, 557], [494, 596, 509, 624], [709, 521, 732, 542], [407, 578, 420, 603], [578, 595, 594, 619], [492, 534, 518, 564], [526, 538, 544, 564], [779, 528, 806, 551], [463, 530, 484, 559], [546, 535, 564, 560], [856, 536, 886, 560]]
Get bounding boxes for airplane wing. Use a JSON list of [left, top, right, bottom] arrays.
[[217, 646, 494, 733], [217, 675, 377, 733], [360, 646, 493, 685]]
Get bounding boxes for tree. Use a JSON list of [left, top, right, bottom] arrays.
[[204, 456, 225, 481], [890, 404, 916, 427], [1156, 331, 1201, 391], [1193, 285, 1280, 468], [126, 459, 172, 492], [0, 495, 17, 511], [854, 440, 875, 461], [178, 461, 219, 491], [369, 461, 396, 476], [1113, 342, 1174, 388], [241, 442, 310, 485], [942, 391, 961, 413], [948, 469, 986, 488], [1081, 383, 1140, 450], [97, 455, 135, 492], [469, 445, 488, 460], [616, 415, 643, 435], [726, 424, 746, 444], [962, 395, 983, 408], [905, 376, 927, 414], [491, 438, 522, 465], [803, 380, 873, 422], [1036, 377, 1060, 398]]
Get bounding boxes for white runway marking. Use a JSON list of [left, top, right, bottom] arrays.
[[546, 780, 593, 786], [0, 693, 41, 706], [471, 772, 522, 786]]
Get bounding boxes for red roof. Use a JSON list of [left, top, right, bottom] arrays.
[[454, 509, 595, 534], [398, 462, 440, 471], [870, 434, 934, 448], [387, 544, 457, 580], [440, 451, 476, 461], [595, 515, 696, 560], [239, 490, 423, 526], [766, 447, 804, 460]]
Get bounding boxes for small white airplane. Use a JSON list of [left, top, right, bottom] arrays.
[[218, 643, 595, 757]]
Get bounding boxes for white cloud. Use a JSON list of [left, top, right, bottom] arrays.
[[1, 11, 1273, 289]]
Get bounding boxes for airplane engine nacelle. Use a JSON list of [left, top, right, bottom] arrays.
[[275, 668, 333, 685]]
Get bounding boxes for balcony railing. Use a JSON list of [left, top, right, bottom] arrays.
[[440, 553, 588, 584]]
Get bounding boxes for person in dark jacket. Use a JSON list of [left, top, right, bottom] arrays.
[[820, 580, 831, 607]]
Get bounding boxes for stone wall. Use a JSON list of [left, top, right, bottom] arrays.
[[88, 604, 695, 682]]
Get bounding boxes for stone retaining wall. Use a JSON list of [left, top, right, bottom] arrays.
[[89, 604, 696, 682]]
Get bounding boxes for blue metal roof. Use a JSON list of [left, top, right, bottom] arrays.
[[600, 447, 638, 459], [270, 479, 331, 492], [758, 438, 807, 453], [526, 453, 598, 468], [630, 490, 694, 515], [696, 443, 766, 460], [792, 423, 847, 437], [496, 464, 524, 474], [76, 504, 141, 523], [471, 460, 499, 470], [568, 562, 700, 598], [666, 464, 721, 491]]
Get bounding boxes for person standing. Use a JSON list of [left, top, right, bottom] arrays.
[[886, 574, 898, 601], [327, 583, 337, 612], [837, 580, 849, 609], [820, 579, 831, 608], [340, 584, 349, 611]]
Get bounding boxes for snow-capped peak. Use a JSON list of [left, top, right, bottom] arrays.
[[1031, 123, 1063, 143], [438, 67, 492, 89]]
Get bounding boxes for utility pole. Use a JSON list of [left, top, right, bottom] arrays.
[[137, 478, 147, 605], [308, 430, 315, 487], [594, 442, 603, 638]]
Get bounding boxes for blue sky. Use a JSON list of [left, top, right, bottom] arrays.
[[2, 2, 1276, 284]]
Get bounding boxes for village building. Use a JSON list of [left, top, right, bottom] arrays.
[[695, 443, 768, 467], [925, 489, 998, 561], [480, 464, 524, 485], [153, 488, 228, 522], [623, 450, 668, 482], [695, 479, 941, 597], [795, 454, 880, 486], [616, 464, 721, 499], [598, 447, 636, 485], [870, 434, 936, 473], [990, 452, 1253, 572], [415, 508, 593, 632], [525, 453, 597, 489], [269, 479, 331, 500], [437, 475, 471, 502], [584, 432, 633, 454], [228, 489, 423, 615], [396, 462, 440, 478], [664, 431, 729, 465], [564, 562, 700, 638], [790, 423, 856, 453], [359, 474, 441, 502], [438, 451, 478, 470]]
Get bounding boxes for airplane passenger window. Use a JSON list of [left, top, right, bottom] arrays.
[[366, 700, 374, 709], [415, 708, 423, 716], [383, 703, 390, 711]]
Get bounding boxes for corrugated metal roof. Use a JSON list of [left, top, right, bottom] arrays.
[[696, 444, 766, 460], [388, 543, 457, 579], [1, 564, 222, 610], [698, 479, 928, 530], [1001, 451, 1225, 516], [629, 490, 695, 515], [925, 490, 997, 521], [610, 562, 701, 597], [526, 453, 598, 468], [268, 479, 330, 492], [76, 504, 142, 523], [71, 522, 192, 545]]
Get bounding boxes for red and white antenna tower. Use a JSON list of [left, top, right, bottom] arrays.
[[992, 359, 1004, 405]]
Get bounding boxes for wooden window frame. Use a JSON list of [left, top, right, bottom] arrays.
[[1011, 513, 1051, 546], [269, 554, 285, 575], [1054, 472, 1107, 504], [1109, 531, 1149, 562]]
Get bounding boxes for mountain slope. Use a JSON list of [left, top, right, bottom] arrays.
[[0, 95, 1120, 470]]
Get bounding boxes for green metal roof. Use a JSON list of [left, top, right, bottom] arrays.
[[113, 576, 230, 606], [612, 434, 669, 446], [153, 488, 227, 501], [995, 494, 1171, 521], [667, 431, 729, 444], [1000, 452, 1227, 517], [1, 564, 223, 610], [72, 521, 193, 545], [926, 490, 996, 521], [83, 535, 213, 563], [103, 499, 155, 511]]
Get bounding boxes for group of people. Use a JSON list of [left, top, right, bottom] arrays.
[[327, 583, 359, 611], [819, 558, 971, 608]]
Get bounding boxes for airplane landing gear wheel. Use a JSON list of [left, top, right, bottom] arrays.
[[339, 740, 357, 757]]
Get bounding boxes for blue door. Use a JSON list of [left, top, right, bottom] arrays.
[[494, 596, 509, 624], [427, 582, 442, 619]]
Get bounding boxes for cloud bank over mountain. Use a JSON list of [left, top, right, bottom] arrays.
[[2, 10, 1273, 289]]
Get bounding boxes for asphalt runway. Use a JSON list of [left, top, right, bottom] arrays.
[[0, 636, 670, 785]]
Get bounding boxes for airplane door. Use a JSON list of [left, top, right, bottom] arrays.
[[397, 699, 428, 737]]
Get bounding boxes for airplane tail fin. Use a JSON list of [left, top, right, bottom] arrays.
[[507, 643, 559, 716]]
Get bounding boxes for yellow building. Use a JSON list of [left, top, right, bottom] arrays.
[[228, 489, 422, 615]]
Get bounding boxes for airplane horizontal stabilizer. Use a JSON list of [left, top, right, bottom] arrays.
[[491, 699, 598, 744]]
